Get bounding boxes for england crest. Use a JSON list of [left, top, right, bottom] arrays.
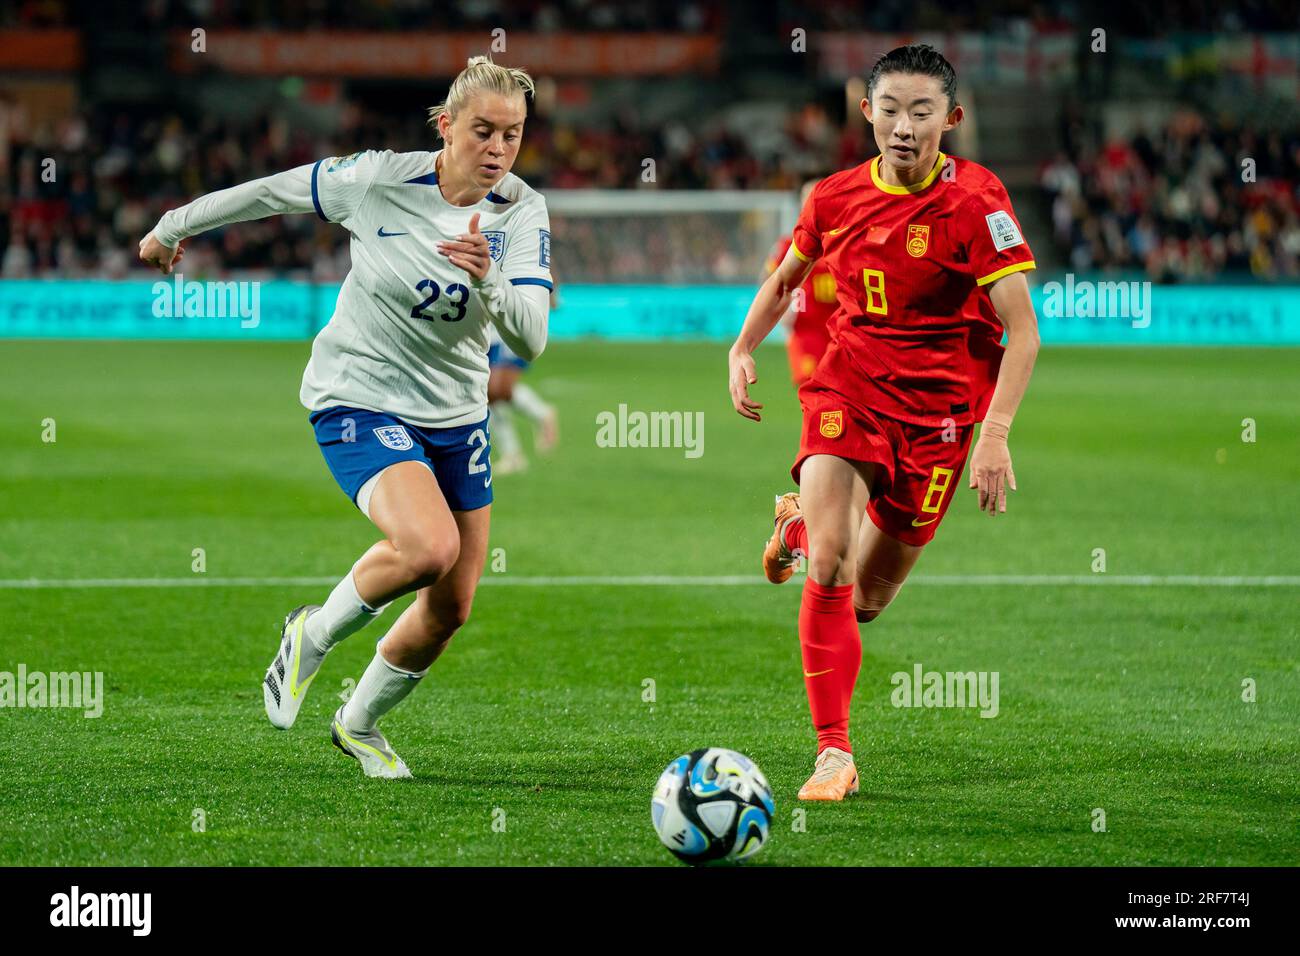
[[483, 230, 507, 262], [373, 425, 413, 451]]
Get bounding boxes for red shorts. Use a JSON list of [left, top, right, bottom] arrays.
[[791, 381, 974, 546]]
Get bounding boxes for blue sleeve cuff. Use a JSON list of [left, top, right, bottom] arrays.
[[509, 277, 554, 291], [310, 159, 328, 222]]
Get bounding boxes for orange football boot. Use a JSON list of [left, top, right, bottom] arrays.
[[762, 493, 804, 584], [797, 746, 859, 801]]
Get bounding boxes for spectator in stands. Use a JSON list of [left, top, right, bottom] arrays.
[[1041, 110, 1299, 282]]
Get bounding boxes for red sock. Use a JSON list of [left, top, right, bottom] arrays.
[[798, 578, 861, 754], [782, 515, 809, 556]]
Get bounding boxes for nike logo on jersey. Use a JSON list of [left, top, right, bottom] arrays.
[[804, 668, 834, 678], [911, 516, 940, 527], [377, 227, 409, 237], [827, 227, 847, 235]]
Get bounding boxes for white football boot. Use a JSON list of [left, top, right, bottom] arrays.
[[494, 449, 529, 475], [330, 706, 412, 779], [263, 604, 326, 730]]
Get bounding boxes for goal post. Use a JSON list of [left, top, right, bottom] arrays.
[[545, 189, 801, 285]]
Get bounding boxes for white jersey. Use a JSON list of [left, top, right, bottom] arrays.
[[152, 148, 552, 429], [302, 149, 551, 427]]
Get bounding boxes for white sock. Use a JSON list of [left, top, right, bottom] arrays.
[[342, 647, 426, 733], [491, 402, 522, 457], [306, 564, 384, 657], [510, 382, 552, 423]]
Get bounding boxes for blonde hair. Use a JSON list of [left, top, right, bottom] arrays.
[[428, 55, 535, 136]]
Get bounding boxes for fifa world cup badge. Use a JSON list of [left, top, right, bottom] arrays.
[[906, 223, 930, 258], [819, 410, 843, 439]]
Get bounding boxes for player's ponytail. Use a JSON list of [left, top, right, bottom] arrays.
[[428, 55, 536, 137]]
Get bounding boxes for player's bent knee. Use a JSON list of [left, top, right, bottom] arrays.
[[402, 537, 461, 587], [422, 597, 474, 642], [437, 600, 474, 634], [808, 547, 853, 586], [854, 604, 885, 624]]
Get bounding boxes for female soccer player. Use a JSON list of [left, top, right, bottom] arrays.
[[728, 45, 1040, 800], [138, 57, 553, 778], [487, 327, 560, 475]]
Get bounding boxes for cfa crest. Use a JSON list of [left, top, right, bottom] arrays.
[[483, 230, 507, 262], [373, 425, 413, 451], [819, 410, 843, 439], [906, 223, 930, 258]]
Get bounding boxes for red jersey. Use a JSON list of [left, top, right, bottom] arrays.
[[790, 152, 1035, 427]]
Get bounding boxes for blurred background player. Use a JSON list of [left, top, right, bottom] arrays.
[[765, 178, 839, 386], [730, 44, 1041, 802], [138, 56, 553, 778], [487, 288, 560, 475]]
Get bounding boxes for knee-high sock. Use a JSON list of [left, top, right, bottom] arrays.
[[305, 563, 384, 660], [798, 578, 861, 755], [491, 401, 522, 457], [783, 515, 809, 558], [510, 382, 552, 423], [341, 643, 427, 733]]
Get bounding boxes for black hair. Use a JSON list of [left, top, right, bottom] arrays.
[[867, 44, 958, 112]]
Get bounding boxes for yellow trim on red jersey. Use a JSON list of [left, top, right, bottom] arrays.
[[870, 151, 947, 195], [976, 259, 1036, 287], [790, 241, 811, 263]]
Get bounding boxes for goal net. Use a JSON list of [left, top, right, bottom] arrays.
[[545, 190, 800, 285]]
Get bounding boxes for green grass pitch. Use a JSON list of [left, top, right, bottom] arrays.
[[0, 339, 1296, 866]]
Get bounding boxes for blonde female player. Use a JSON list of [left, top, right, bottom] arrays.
[[728, 44, 1040, 800], [138, 57, 554, 778]]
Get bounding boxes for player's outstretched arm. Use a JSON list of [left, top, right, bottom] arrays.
[[728, 247, 814, 422], [138, 164, 319, 274], [970, 271, 1041, 516], [138, 232, 185, 274]]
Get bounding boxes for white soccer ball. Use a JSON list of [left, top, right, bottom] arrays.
[[651, 748, 774, 864]]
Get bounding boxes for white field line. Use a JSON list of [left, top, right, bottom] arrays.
[[0, 574, 1297, 590]]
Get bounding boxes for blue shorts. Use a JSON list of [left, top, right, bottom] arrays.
[[310, 406, 493, 512], [488, 340, 530, 371]]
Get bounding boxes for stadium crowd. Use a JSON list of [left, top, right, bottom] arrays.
[[3, 48, 1297, 282], [0, 98, 841, 280], [1040, 111, 1300, 282], [14, 0, 1298, 35], [5, 0, 720, 33]]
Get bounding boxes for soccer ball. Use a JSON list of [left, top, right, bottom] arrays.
[[651, 748, 774, 864]]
